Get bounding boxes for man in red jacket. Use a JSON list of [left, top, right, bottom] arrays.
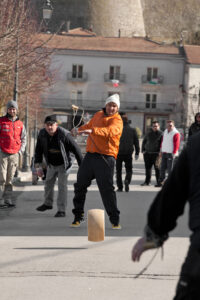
[[0, 100, 26, 208]]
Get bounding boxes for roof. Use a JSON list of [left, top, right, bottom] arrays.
[[35, 32, 180, 55], [61, 27, 96, 37], [184, 45, 200, 64]]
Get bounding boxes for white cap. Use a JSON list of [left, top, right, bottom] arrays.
[[105, 94, 120, 109]]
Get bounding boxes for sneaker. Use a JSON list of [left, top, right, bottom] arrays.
[[70, 215, 85, 228], [36, 204, 53, 211], [54, 211, 65, 217], [112, 224, 122, 230], [125, 180, 129, 192]]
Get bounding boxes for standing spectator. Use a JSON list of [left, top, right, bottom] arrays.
[[141, 121, 162, 186], [116, 113, 140, 192], [131, 131, 200, 299], [0, 100, 26, 208], [155, 120, 180, 187], [188, 112, 200, 137], [70, 94, 123, 229], [35, 115, 83, 217]]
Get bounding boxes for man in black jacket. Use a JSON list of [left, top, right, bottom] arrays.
[[141, 121, 162, 186], [34, 115, 83, 217], [131, 131, 200, 299], [116, 113, 140, 192]]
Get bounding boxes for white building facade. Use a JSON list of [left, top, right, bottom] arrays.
[[41, 31, 185, 133]]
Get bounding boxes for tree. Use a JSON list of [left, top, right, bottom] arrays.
[[0, 0, 54, 125]]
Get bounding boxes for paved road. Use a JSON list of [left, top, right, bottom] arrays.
[[0, 158, 191, 300], [0, 159, 190, 237]]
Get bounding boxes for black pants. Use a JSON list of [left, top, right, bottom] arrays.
[[116, 154, 132, 190], [173, 244, 200, 300], [159, 153, 174, 183], [72, 153, 120, 225], [143, 152, 160, 184]]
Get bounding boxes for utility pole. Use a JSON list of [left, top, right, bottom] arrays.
[[22, 98, 29, 171]]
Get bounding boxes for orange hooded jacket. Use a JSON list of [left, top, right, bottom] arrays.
[[78, 110, 123, 159]]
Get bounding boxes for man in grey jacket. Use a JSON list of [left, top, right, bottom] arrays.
[[34, 115, 83, 217], [141, 121, 162, 186]]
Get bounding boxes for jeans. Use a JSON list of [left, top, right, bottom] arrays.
[[72, 152, 120, 225], [159, 153, 174, 183], [173, 244, 200, 299], [143, 152, 160, 184]]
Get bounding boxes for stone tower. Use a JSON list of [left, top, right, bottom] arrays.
[[88, 0, 146, 37]]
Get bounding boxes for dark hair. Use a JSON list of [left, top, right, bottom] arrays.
[[152, 121, 159, 125], [44, 115, 57, 124]]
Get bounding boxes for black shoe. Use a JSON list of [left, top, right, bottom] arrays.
[[36, 204, 53, 211], [4, 200, 16, 207], [70, 215, 85, 227], [116, 188, 123, 192], [125, 180, 129, 192], [140, 182, 151, 186], [155, 183, 162, 187], [54, 211, 65, 217]]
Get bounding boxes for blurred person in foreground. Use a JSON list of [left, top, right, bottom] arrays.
[[116, 113, 140, 192], [131, 131, 200, 299], [70, 94, 123, 229]]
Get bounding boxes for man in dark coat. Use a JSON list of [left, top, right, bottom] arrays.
[[188, 112, 200, 137], [116, 113, 140, 192], [141, 121, 162, 186], [131, 131, 200, 299], [34, 115, 83, 217]]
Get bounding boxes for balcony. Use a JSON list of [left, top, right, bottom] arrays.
[[67, 72, 88, 82], [43, 97, 176, 114], [120, 101, 176, 113], [104, 73, 126, 83], [141, 75, 164, 84]]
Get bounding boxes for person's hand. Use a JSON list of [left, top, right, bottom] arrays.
[[36, 168, 44, 178], [79, 129, 92, 135], [131, 237, 157, 262], [135, 154, 139, 160]]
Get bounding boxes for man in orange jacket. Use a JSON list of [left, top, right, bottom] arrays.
[[71, 94, 123, 229]]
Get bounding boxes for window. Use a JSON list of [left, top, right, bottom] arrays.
[[146, 94, 157, 109], [72, 64, 83, 78], [70, 90, 83, 106], [109, 66, 120, 80], [147, 67, 158, 81]]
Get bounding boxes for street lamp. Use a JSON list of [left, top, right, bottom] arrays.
[[22, 97, 29, 171], [43, 0, 53, 25]]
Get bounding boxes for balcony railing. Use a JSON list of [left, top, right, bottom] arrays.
[[43, 98, 176, 113], [141, 75, 164, 84], [104, 73, 126, 83], [67, 72, 88, 82]]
